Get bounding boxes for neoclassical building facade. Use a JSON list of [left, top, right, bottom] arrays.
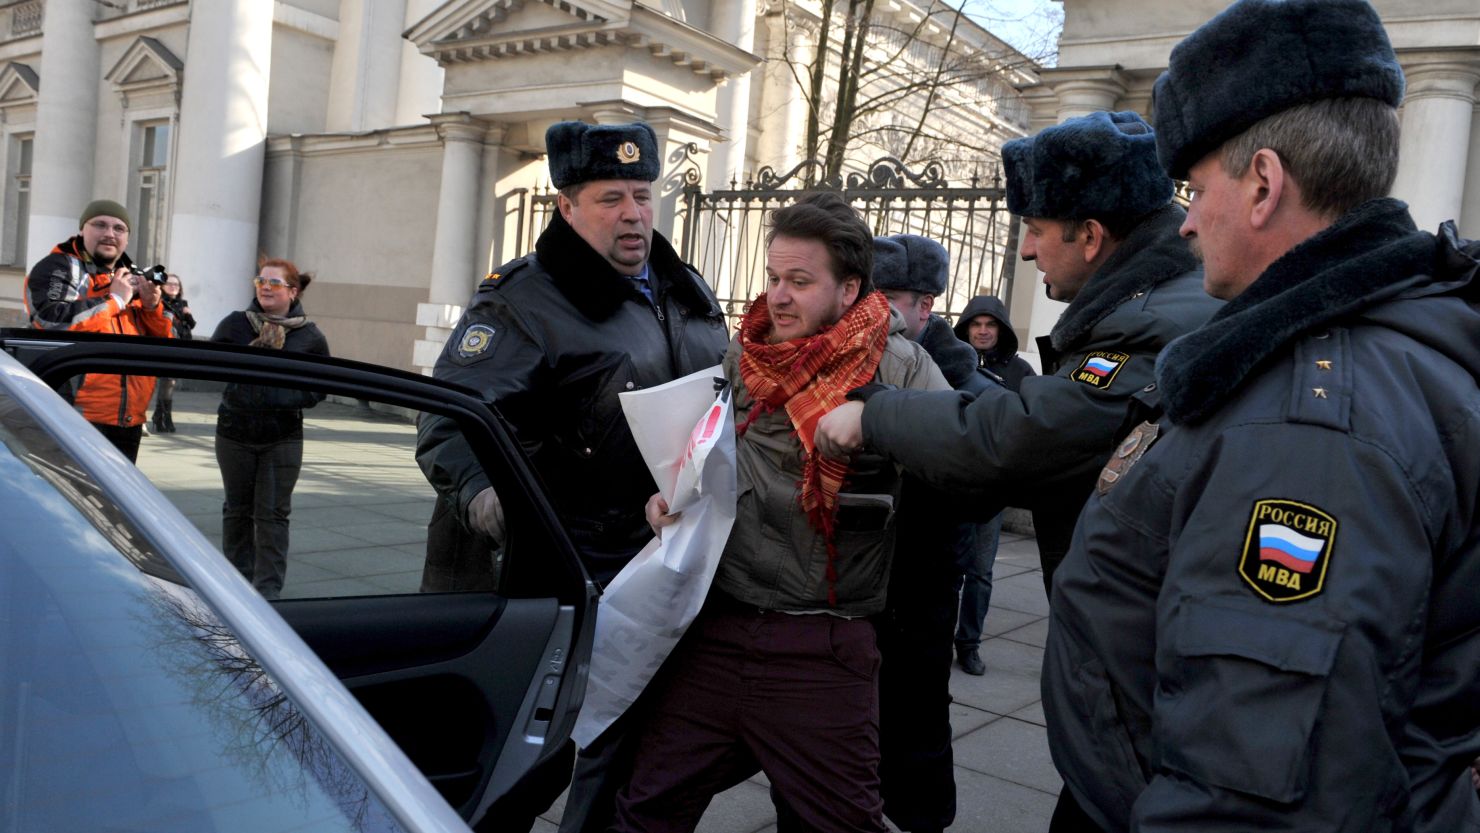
[[0, 0, 1033, 372]]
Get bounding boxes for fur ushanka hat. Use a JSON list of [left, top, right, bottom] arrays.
[[545, 121, 661, 189], [872, 234, 949, 296], [1153, 0, 1405, 180], [1002, 110, 1172, 222]]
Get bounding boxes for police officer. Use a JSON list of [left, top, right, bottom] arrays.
[[1042, 0, 1480, 829], [815, 112, 1220, 594], [415, 120, 728, 832], [861, 235, 995, 833]]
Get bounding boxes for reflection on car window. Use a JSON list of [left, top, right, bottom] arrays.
[[125, 382, 499, 600], [0, 401, 411, 832]]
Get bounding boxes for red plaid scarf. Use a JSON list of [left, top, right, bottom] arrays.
[[737, 290, 892, 605]]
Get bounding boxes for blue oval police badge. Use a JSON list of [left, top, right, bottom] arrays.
[[457, 324, 496, 359]]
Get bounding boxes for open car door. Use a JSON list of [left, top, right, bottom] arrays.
[[0, 329, 599, 829]]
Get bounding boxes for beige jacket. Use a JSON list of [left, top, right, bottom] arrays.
[[712, 309, 950, 616]]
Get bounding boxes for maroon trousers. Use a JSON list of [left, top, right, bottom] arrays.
[[611, 597, 887, 833]]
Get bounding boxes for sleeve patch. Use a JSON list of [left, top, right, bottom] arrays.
[[454, 323, 500, 361], [1071, 350, 1130, 389], [1238, 499, 1337, 603]]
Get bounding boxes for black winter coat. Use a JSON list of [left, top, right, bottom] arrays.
[[861, 204, 1221, 583], [1046, 199, 1480, 832], [416, 213, 729, 584], [212, 299, 331, 443]]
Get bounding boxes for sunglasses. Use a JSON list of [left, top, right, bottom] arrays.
[[252, 276, 291, 289]]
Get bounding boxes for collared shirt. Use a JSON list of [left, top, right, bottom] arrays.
[[630, 265, 654, 303]]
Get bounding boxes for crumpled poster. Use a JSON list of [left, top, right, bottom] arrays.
[[571, 365, 737, 749]]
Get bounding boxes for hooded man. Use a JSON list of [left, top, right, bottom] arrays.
[[815, 111, 1220, 593], [24, 199, 172, 461], [1042, 1, 1480, 829], [953, 295, 1032, 391]]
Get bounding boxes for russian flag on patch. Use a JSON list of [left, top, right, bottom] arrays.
[[1258, 524, 1323, 573], [1084, 356, 1120, 377]]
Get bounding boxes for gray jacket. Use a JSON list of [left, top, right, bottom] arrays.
[[859, 204, 1219, 554], [1045, 199, 1480, 831], [713, 306, 950, 616]]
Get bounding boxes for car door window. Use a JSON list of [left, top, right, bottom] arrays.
[[67, 376, 500, 601], [0, 393, 413, 833]]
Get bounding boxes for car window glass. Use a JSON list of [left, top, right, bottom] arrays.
[[81, 376, 513, 601], [0, 396, 411, 833]]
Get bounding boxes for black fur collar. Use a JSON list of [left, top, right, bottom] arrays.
[[534, 211, 715, 321], [1158, 198, 1438, 425], [1050, 203, 1198, 352]]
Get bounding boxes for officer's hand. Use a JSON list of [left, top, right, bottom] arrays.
[[467, 487, 506, 544], [137, 275, 162, 309], [111, 267, 136, 307], [815, 401, 865, 461], [645, 492, 679, 539]]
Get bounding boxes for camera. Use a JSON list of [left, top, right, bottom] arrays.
[[129, 263, 169, 286]]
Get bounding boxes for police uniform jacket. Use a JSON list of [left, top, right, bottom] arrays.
[[858, 204, 1220, 567], [1044, 198, 1480, 831], [713, 309, 950, 617], [416, 213, 728, 585]]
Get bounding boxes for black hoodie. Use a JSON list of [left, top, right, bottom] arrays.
[[952, 295, 1034, 391]]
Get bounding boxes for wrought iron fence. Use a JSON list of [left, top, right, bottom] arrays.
[[673, 150, 1013, 328], [509, 150, 1016, 330]]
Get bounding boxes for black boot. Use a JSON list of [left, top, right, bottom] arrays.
[[152, 406, 167, 433], [160, 401, 175, 433]]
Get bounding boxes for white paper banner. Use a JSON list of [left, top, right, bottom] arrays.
[[571, 365, 738, 749]]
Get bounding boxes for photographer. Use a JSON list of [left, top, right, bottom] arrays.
[[23, 199, 174, 461], [151, 273, 196, 433]]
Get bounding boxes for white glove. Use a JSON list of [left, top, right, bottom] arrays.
[[466, 487, 506, 544]]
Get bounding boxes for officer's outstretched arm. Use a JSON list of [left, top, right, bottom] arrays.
[[860, 356, 1151, 492]]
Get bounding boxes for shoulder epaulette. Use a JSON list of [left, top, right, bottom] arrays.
[[477, 256, 533, 291]]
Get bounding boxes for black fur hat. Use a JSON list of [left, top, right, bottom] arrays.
[[1153, 0, 1404, 180], [1002, 111, 1172, 222], [545, 121, 661, 188], [872, 234, 948, 296]]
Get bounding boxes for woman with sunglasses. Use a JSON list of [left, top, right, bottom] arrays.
[[211, 258, 330, 599]]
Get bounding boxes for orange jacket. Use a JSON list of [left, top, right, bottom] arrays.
[[25, 237, 174, 427]]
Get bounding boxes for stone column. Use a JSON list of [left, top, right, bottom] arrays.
[[755, 9, 812, 175], [326, 0, 408, 132], [1460, 99, 1480, 239], [26, 0, 100, 261], [167, 0, 274, 335], [1041, 66, 1127, 121], [707, 0, 757, 188], [413, 114, 487, 374], [1393, 52, 1480, 233]]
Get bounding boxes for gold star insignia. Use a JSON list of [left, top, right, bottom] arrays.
[[1315, 360, 1332, 370], [1312, 387, 1328, 399]]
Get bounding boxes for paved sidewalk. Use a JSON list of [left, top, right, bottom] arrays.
[[535, 532, 1059, 833]]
